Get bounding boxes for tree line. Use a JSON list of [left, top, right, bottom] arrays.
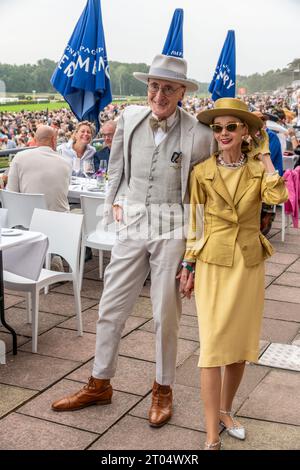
[[0, 58, 299, 96]]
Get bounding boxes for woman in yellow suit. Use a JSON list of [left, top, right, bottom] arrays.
[[178, 98, 288, 450]]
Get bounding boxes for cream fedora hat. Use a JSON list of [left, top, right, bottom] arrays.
[[133, 54, 199, 92], [197, 98, 263, 133]]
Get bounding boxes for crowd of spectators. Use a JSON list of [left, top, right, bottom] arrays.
[[0, 90, 299, 238], [0, 103, 127, 150], [184, 91, 300, 124], [0, 90, 299, 153]]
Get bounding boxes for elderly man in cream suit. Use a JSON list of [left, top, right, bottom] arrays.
[[52, 54, 212, 427]]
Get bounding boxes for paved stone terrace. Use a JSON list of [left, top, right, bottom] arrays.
[[0, 211, 299, 450]]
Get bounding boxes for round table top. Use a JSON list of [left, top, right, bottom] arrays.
[[0, 230, 45, 250]]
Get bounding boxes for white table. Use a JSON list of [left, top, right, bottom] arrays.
[[0, 230, 44, 251], [0, 230, 48, 358], [68, 177, 106, 202]]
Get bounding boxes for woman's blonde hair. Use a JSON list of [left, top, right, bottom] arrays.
[[72, 121, 96, 143]]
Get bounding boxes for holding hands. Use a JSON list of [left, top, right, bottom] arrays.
[[177, 261, 195, 299]]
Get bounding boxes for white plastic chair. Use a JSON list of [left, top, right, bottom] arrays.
[[79, 195, 116, 289], [0, 190, 47, 229], [3, 209, 83, 353], [0, 208, 8, 228], [280, 203, 291, 242], [280, 203, 286, 242], [0, 340, 5, 364], [0, 208, 8, 331]]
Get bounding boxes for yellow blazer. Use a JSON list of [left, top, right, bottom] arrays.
[[184, 155, 288, 267]]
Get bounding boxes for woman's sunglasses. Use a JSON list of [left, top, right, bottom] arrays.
[[210, 122, 245, 133]]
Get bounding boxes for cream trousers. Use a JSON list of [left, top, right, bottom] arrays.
[[92, 237, 185, 385]]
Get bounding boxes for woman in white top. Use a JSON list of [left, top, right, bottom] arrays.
[[57, 121, 96, 177]]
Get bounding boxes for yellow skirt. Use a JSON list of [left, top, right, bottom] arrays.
[[195, 243, 264, 367]]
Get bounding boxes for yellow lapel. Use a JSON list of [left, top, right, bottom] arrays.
[[205, 156, 235, 210], [234, 158, 262, 206]]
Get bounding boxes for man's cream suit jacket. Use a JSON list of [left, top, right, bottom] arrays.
[[104, 105, 213, 224]]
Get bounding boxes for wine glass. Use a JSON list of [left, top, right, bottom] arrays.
[[97, 160, 108, 190], [83, 160, 95, 186], [99, 160, 108, 173], [71, 157, 83, 184]]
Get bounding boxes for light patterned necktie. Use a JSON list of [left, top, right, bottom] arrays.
[[149, 117, 168, 133]]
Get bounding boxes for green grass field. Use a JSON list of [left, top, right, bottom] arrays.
[[0, 102, 70, 113], [0, 98, 147, 113], [0, 157, 9, 169]]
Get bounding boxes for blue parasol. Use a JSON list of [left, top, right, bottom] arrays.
[[209, 30, 236, 101], [162, 8, 184, 58], [51, 0, 112, 132]]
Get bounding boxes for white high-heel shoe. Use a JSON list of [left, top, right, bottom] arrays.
[[220, 410, 246, 440]]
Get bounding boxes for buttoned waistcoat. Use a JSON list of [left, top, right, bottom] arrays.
[[103, 105, 213, 226]]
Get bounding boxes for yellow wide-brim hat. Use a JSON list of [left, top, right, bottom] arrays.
[[197, 98, 263, 134]]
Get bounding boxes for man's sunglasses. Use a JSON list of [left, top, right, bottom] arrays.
[[209, 122, 245, 133]]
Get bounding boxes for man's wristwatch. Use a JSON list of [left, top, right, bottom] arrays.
[[181, 261, 195, 274]]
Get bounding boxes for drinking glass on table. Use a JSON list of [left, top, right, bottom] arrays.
[[99, 160, 108, 173], [96, 160, 108, 191], [83, 160, 95, 186]]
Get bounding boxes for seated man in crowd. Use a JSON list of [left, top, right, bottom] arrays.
[[7, 125, 70, 213], [94, 120, 117, 172], [6, 126, 71, 271]]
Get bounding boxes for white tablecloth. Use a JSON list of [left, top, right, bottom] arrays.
[[68, 177, 106, 201], [0, 230, 48, 363], [1, 231, 48, 281]]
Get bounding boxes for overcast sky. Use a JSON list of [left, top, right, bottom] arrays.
[[1, 0, 299, 82]]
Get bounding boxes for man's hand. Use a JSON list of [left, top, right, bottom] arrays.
[[1, 174, 8, 188], [113, 204, 123, 222]]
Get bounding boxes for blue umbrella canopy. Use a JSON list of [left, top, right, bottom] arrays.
[[162, 8, 184, 58], [51, 0, 112, 132], [209, 30, 236, 102]]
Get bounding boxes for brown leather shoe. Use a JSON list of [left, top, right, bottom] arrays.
[[51, 377, 112, 412], [149, 381, 172, 427]]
